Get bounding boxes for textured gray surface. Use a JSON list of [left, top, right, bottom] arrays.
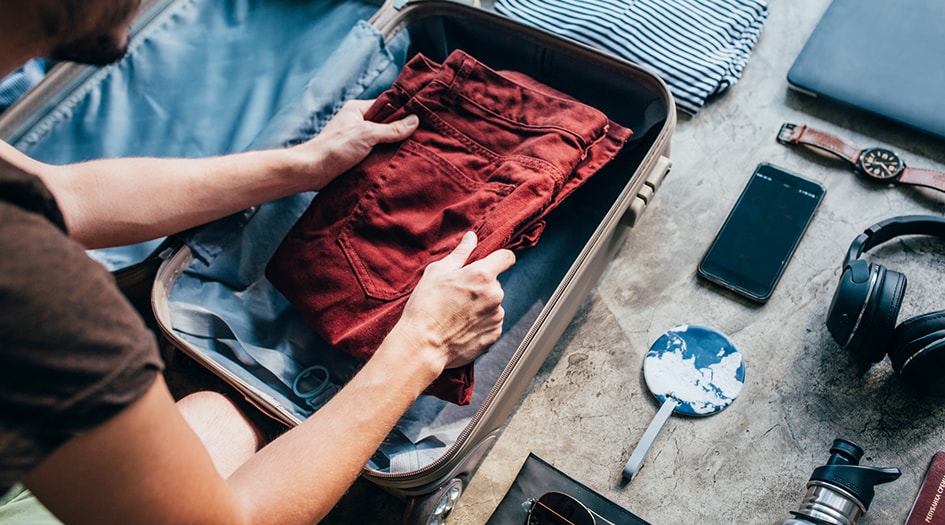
[[325, 0, 945, 523]]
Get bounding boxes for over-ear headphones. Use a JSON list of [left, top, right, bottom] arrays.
[[825, 215, 945, 396]]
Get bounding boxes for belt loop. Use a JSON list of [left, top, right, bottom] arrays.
[[441, 55, 475, 106]]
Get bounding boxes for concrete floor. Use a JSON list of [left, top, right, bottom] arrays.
[[322, 0, 945, 523], [160, 0, 945, 523], [449, 1, 945, 524]]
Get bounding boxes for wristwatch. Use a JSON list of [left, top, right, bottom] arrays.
[[777, 123, 945, 193]]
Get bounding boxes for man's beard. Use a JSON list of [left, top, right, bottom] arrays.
[[50, 33, 129, 67]]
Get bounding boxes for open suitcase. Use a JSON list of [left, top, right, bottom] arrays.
[[0, 0, 675, 522]]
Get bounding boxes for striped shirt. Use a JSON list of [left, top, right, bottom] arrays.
[[494, 0, 768, 115]]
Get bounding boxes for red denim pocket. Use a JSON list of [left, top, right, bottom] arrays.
[[338, 139, 514, 301]]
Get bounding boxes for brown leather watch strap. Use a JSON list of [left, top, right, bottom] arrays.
[[778, 122, 945, 194], [777, 123, 862, 165], [899, 167, 945, 192]]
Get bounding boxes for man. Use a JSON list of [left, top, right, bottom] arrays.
[[0, 1, 515, 523]]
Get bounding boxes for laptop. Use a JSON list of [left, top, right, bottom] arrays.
[[787, 0, 945, 141]]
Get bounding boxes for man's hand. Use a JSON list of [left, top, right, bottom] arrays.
[[294, 99, 420, 191], [391, 232, 516, 374]]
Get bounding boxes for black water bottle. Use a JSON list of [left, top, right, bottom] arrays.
[[775, 438, 901, 525]]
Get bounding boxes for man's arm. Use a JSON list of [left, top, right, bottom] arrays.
[[0, 99, 419, 249], [25, 232, 515, 525]]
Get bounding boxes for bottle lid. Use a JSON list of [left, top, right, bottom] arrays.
[[809, 438, 901, 510]]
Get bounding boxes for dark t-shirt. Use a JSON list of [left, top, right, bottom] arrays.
[[0, 159, 163, 493]]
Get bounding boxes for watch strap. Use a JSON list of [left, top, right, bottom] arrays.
[[899, 166, 945, 192], [778, 122, 945, 194], [777, 123, 862, 165]]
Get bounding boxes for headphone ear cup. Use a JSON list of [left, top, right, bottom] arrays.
[[890, 310, 945, 396], [846, 265, 906, 363], [826, 260, 875, 349]]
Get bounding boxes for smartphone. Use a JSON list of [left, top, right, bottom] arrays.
[[698, 162, 825, 303]]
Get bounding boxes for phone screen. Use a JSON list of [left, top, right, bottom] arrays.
[[698, 163, 825, 302]]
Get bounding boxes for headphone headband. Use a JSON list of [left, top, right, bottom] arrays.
[[829, 214, 945, 396], [845, 215, 945, 266]]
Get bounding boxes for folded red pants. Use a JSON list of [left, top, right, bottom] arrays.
[[267, 50, 632, 405]]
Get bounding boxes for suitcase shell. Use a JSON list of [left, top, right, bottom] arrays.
[[0, 1, 675, 522]]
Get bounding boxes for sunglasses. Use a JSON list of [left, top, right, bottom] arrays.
[[525, 492, 615, 525]]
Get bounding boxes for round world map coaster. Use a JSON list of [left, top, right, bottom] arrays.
[[643, 324, 746, 416]]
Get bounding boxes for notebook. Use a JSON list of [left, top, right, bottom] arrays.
[[787, 0, 945, 140]]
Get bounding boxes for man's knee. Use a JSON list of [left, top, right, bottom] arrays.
[[176, 391, 263, 478]]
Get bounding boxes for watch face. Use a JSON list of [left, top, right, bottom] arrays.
[[859, 147, 904, 180]]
